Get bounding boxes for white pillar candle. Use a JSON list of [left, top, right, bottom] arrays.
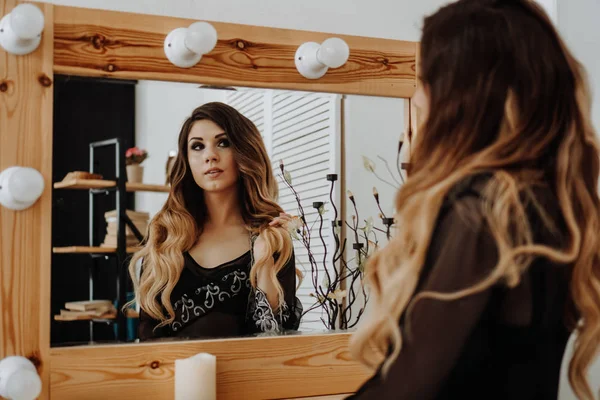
[[174, 353, 217, 400]]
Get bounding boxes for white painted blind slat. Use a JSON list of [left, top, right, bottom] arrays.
[[225, 91, 266, 135]]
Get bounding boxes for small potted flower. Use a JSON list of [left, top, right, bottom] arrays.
[[125, 147, 148, 183]]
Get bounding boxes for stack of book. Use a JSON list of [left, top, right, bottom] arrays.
[[101, 209, 149, 248], [54, 300, 116, 321]]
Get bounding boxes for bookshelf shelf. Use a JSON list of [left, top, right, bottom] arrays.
[[53, 246, 141, 254], [54, 314, 116, 322], [53, 309, 138, 322], [126, 182, 170, 193], [54, 179, 169, 193]]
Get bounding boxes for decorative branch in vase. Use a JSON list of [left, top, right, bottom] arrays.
[[278, 158, 399, 330], [125, 147, 148, 184]]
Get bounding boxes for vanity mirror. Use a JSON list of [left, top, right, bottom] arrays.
[[51, 76, 407, 347], [1, 2, 418, 399]]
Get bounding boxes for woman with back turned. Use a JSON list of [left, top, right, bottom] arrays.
[[349, 1, 600, 399]]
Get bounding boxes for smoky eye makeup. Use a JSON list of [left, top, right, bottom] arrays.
[[189, 140, 204, 151], [187, 133, 229, 151]]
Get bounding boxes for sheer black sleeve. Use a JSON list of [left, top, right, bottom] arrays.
[[350, 195, 499, 399], [247, 250, 303, 333], [138, 307, 169, 341], [136, 259, 170, 341]]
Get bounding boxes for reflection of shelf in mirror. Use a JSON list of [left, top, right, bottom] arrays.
[[125, 182, 170, 193], [54, 179, 113, 190], [53, 246, 141, 254], [54, 313, 116, 322], [53, 179, 169, 193], [53, 310, 138, 322]]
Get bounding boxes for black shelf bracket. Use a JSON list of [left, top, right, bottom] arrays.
[[89, 137, 129, 342]]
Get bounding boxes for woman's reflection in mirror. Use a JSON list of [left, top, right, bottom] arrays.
[[127, 102, 303, 341]]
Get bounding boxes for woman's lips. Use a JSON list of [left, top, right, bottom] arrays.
[[205, 168, 223, 178]]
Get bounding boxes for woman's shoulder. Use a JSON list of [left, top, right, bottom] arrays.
[[441, 172, 563, 242], [445, 171, 557, 208], [446, 172, 492, 203], [439, 172, 492, 228]]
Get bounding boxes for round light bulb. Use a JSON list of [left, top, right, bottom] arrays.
[[185, 22, 218, 55], [318, 38, 350, 69], [9, 168, 45, 203], [0, 167, 45, 210], [10, 4, 44, 40], [0, 356, 42, 400], [5, 369, 42, 400]]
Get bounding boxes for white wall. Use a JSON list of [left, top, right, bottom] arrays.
[[341, 95, 405, 325], [134, 81, 226, 217], [535, 0, 558, 22], [37, 0, 449, 41], [344, 95, 404, 234], [557, 0, 600, 135]]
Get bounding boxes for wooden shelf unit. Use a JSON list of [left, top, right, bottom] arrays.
[[51, 138, 152, 343], [54, 179, 169, 193]]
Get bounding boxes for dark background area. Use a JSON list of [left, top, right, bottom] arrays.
[[51, 75, 137, 346]]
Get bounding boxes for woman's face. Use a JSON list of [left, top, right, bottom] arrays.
[[187, 120, 239, 193]]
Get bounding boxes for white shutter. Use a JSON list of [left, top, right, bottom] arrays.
[[227, 88, 342, 331], [270, 90, 342, 331], [225, 90, 266, 135]]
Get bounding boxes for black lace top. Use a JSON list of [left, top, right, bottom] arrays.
[[138, 245, 302, 341]]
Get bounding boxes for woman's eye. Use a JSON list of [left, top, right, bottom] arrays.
[[218, 139, 231, 148], [190, 142, 204, 151]]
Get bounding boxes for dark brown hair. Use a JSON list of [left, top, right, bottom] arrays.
[[129, 102, 295, 327], [351, 2, 600, 400]]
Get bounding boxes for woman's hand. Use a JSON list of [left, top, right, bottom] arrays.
[[269, 212, 293, 228]]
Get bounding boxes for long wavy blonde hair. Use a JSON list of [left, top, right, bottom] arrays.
[[128, 102, 299, 327], [350, 1, 600, 399]]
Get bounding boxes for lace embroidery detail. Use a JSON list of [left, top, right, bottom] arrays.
[[171, 269, 249, 331], [227, 270, 251, 293], [249, 288, 291, 332], [247, 233, 293, 333]]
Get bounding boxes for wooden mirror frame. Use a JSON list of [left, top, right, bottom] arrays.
[[0, 2, 420, 398]]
